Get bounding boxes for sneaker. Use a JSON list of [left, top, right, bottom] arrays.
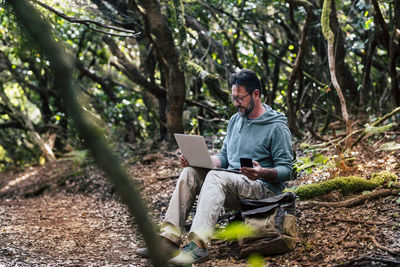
[[136, 238, 179, 259], [169, 241, 210, 266]]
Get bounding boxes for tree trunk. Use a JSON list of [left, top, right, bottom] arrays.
[[137, 0, 185, 141], [360, 34, 377, 111], [285, 0, 314, 138], [372, 0, 400, 106], [389, 1, 400, 106]]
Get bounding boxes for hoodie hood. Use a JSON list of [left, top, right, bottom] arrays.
[[237, 104, 288, 132]]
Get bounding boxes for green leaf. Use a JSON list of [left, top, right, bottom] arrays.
[[248, 253, 265, 267], [214, 222, 256, 241]]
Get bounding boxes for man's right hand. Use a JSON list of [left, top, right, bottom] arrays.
[[178, 154, 189, 168]]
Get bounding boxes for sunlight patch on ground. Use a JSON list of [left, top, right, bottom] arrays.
[[0, 169, 38, 193]]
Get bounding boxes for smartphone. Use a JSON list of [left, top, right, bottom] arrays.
[[240, 158, 253, 168]]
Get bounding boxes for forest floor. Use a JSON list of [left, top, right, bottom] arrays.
[[0, 137, 400, 266]]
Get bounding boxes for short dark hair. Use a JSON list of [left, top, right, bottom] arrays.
[[229, 69, 261, 94]]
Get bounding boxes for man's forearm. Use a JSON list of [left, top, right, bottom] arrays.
[[259, 168, 277, 182]]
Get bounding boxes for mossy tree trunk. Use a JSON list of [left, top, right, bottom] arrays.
[[136, 0, 185, 141]]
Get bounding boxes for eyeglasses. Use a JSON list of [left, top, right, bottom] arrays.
[[230, 91, 253, 103]]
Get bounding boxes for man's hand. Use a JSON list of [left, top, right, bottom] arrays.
[[241, 161, 277, 182], [178, 154, 189, 168], [240, 160, 262, 181]]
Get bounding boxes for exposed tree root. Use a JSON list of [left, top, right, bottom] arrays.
[[362, 235, 400, 256], [334, 255, 400, 267], [311, 188, 399, 207], [322, 216, 398, 227]]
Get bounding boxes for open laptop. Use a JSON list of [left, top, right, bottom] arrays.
[[174, 133, 240, 173]]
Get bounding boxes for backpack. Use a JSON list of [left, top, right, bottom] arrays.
[[238, 192, 298, 256]]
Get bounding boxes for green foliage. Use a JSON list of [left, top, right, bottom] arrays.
[[295, 152, 333, 174], [1, 0, 399, 170], [370, 171, 398, 185], [214, 221, 256, 241], [291, 171, 398, 200], [64, 149, 89, 165], [0, 145, 12, 172], [247, 253, 265, 267]]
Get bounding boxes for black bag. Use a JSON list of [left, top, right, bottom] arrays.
[[239, 192, 298, 256]]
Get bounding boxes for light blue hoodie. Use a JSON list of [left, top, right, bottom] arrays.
[[217, 104, 294, 194]]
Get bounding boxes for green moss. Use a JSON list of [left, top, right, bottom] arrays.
[[291, 171, 398, 200], [371, 171, 398, 184], [321, 0, 334, 42]]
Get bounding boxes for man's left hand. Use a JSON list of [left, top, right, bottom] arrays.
[[240, 161, 262, 181]]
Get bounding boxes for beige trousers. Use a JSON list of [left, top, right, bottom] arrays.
[[160, 167, 275, 245]]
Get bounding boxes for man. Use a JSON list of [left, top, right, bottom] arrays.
[[136, 69, 294, 265]]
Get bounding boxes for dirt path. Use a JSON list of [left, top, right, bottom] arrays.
[[0, 147, 399, 266], [0, 193, 145, 266]]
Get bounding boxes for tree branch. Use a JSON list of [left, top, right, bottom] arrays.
[[371, 0, 390, 49], [76, 62, 118, 102], [351, 106, 400, 147], [0, 121, 25, 130], [0, 84, 56, 162], [186, 61, 229, 102], [8, 1, 168, 265], [30, 0, 139, 37], [321, 0, 351, 147], [185, 99, 219, 117], [102, 35, 166, 98]]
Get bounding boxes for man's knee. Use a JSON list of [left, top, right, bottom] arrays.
[[204, 170, 228, 185]]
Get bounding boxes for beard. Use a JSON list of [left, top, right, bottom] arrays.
[[237, 97, 255, 118]]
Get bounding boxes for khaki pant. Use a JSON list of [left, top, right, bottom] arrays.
[[160, 167, 275, 245]]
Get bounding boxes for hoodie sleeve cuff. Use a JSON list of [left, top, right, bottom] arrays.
[[217, 155, 228, 168], [274, 165, 293, 182]]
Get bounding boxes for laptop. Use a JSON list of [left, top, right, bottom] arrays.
[[174, 133, 240, 173]]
